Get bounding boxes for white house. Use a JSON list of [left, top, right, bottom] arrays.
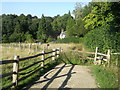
[[59, 29, 66, 39]]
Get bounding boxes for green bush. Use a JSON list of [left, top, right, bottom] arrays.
[[56, 36, 83, 43], [83, 25, 120, 53], [46, 36, 53, 42]]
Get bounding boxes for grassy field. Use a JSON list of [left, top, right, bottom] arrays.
[[1, 44, 59, 89], [2, 45, 42, 60]]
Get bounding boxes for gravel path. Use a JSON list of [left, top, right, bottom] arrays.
[[27, 63, 98, 89]]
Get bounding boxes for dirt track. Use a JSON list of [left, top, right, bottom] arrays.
[[26, 64, 98, 89]]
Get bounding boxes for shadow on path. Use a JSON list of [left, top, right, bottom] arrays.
[[58, 65, 75, 89], [23, 53, 76, 89], [41, 63, 66, 89]]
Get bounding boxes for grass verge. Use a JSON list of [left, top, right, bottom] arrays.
[[91, 65, 118, 88]]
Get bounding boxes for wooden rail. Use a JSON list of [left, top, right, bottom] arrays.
[[72, 47, 117, 66], [0, 48, 60, 89]]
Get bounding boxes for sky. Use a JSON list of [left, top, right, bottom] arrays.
[[2, 2, 90, 18]]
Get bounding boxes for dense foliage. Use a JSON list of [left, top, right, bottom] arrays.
[[83, 2, 120, 52], [2, 2, 120, 53], [84, 25, 120, 53]]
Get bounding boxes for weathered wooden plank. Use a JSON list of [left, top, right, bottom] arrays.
[[111, 53, 120, 55], [44, 56, 53, 61], [97, 53, 108, 56], [56, 48, 60, 58], [52, 49, 56, 61], [77, 51, 95, 54], [103, 59, 107, 61], [18, 63, 49, 82], [19, 53, 43, 61], [2, 82, 15, 90], [0, 60, 15, 65], [19, 60, 44, 72], [86, 57, 94, 60], [44, 51, 54, 54], [19, 65, 40, 75], [0, 72, 14, 79], [41, 51, 45, 67]]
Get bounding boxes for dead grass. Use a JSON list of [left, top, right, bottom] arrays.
[[1, 43, 83, 60], [2, 46, 40, 60]]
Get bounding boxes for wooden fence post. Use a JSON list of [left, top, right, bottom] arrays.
[[41, 51, 45, 67], [19, 42, 20, 49], [36, 45, 38, 51], [107, 49, 110, 67], [56, 48, 60, 58], [94, 47, 98, 65], [13, 55, 19, 88], [52, 49, 56, 61], [20, 43, 21, 49], [29, 44, 31, 53]]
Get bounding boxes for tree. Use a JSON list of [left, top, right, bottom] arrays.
[[82, 3, 92, 18], [51, 19, 60, 38], [66, 18, 75, 36], [37, 14, 47, 42], [83, 2, 120, 31], [52, 12, 73, 39], [28, 19, 39, 39], [25, 32, 34, 43], [74, 18, 88, 37], [72, 2, 84, 19]]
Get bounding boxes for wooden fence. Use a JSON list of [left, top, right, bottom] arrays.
[[74, 47, 119, 66], [2, 43, 45, 52], [0, 48, 60, 89]]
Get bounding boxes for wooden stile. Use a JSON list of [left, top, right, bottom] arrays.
[[94, 47, 98, 65]]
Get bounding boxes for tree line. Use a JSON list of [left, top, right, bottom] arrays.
[[1, 3, 90, 43], [2, 11, 73, 43], [1, 1, 120, 52]]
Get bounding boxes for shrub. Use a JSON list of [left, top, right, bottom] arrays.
[[83, 25, 120, 53], [56, 36, 83, 43], [46, 36, 53, 42]]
